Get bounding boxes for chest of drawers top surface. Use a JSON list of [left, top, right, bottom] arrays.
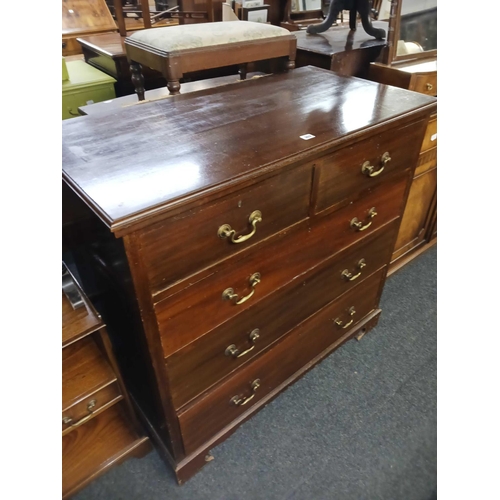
[[62, 66, 436, 235]]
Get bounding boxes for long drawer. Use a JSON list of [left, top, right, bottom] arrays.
[[166, 222, 397, 409], [311, 119, 426, 215], [177, 267, 385, 455], [156, 172, 409, 356], [138, 165, 312, 296]]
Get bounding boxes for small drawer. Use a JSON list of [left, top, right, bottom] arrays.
[[411, 72, 437, 96], [62, 382, 122, 434], [177, 267, 385, 455], [62, 336, 119, 426], [166, 222, 398, 409], [156, 173, 408, 356], [62, 36, 82, 57], [312, 119, 427, 215], [420, 114, 437, 153], [138, 165, 312, 296]]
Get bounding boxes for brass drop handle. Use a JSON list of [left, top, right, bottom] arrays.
[[341, 259, 367, 282], [361, 151, 391, 177], [62, 400, 97, 428], [426, 83, 433, 91], [350, 207, 377, 231], [222, 273, 261, 305], [218, 210, 262, 244], [230, 379, 261, 406], [225, 329, 260, 358], [334, 307, 356, 329]]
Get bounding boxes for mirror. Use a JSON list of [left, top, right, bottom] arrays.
[[291, 0, 322, 11], [281, 0, 324, 30], [386, 0, 437, 63]]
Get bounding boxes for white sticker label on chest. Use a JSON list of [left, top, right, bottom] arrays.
[[300, 134, 316, 140], [431, 133, 437, 141]]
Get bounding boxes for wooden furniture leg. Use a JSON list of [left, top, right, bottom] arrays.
[[238, 64, 248, 80], [130, 62, 146, 101]]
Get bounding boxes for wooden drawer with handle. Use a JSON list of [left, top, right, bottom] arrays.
[[312, 119, 427, 215], [62, 336, 121, 434], [138, 165, 312, 296], [411, 72, 437, 96], [166, 222, 397, 409], [156, 173, 408, 356], [177, 267, 385, 455], [62, 382, 122, 435]]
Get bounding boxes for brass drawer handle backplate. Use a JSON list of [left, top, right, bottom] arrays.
[[222, 273, 261, 305], [225, 329, 260, 358], [334, 306, 356, 329], [361, 151, 391, 177], [341, 259, 367, 281], [62, 399, 97, 429], [218, 210, 262, 244], [230, 379, 261, 406], [350, 207, 377, 231], [426, 83, 433, 91]]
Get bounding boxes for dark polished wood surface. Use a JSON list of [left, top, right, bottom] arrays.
[[157, 174, 408, 356], [295, 21, 388, 56], [167, 222, 397, 409], [178, 267, 385, 454], [294, 22, 387, 77], [62, 66, 435, 234], [63, 66, 436, 483]]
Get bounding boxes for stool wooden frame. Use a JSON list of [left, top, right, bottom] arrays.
[[124, 33, 297, 98]]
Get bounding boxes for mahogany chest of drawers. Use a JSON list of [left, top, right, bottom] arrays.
[[62, 66, 436, 483]]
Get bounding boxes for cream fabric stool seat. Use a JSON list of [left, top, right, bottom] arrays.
[[124, 21, 297, 99]]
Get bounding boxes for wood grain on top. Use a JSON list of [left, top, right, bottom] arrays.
[[294, 21, 388, 56], [62, 66, 436, 233], [62, 0, 117, 35]]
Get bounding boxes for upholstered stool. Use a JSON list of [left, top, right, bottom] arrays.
[[124, 21, 297, 99]]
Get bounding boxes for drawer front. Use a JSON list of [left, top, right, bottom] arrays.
[[62, 36, 82, 57], [138, 166, 313, 296], [420, 114, 437, 153], [167, 222, 397, 409], [62, 381, 122, 434], [411, 72, 437, 96], [62, 336, 118, 409], [157, 173, 408, 356], [62, 401, 143, 498], [178, 267, 385, 455], [312, 119, 426, 215]]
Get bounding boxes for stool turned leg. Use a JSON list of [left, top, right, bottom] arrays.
[[130, 62, 145, 101], [238, 64, 248, 80], [167, 80, 181, 95]]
